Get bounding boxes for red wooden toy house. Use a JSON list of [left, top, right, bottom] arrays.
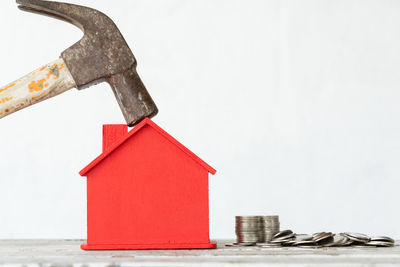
[[79, 118, 216, 250]]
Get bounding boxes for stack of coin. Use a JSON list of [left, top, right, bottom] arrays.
[[235, 216, 262, 244], [260, 216, 280, 242]]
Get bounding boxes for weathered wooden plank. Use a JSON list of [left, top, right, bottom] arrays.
[[1, 240, 400, 266]]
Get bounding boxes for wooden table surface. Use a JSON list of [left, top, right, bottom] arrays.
[[1, 240, 400, 266]]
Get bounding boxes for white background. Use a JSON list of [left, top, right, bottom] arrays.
[[0, 0, 399, 239]]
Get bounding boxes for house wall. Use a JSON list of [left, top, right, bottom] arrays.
[[86, 125, 210, 245]]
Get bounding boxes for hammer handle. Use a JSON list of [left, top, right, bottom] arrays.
[[0, 58, 76, 119]]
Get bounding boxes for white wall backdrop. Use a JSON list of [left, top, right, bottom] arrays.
[[0, 0, 399, 239]]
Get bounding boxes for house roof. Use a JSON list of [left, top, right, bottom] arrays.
[[80, 118, 216, 176]]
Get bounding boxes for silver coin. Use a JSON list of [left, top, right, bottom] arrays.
[[274, 233, 296, 241], [313, 233, 334, 246], [273, 230, 293, 239], [351, 241, 370, 247], [366, 241, 394, 247], [256, 242, 281, 247], [370, 236, 395, 243], [283, 240, 296, 246], [348, 239, 369, 244], [312, 232, 326, 238], [295, 234, 313, 241], [312, 232, 333, 242], [323, 234, 347, 247], [318, 236, 334, 246], [341, 238, 354, 246], [343, 232, 370, 242]]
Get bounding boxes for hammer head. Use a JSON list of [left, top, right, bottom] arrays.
[[17, 0, 158, 126]]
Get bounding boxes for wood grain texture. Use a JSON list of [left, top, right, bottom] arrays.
[[0, 58, 76, 119], [1, 240, 400, 266]]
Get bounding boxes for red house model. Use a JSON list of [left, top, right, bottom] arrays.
[[79, 118, 216, 250]]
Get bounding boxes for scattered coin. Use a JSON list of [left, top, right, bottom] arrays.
[[341, 238, 354, 246], [366, 241, 394, 247], [371, 236, 395, 243], [273, 230, 293, 239], [312, 232, 334, 246], [323, 234, 348, 247], [283, 239, 297, 246], [312, 232, 333, 242], [343, 232, 370, 243], [312, 232, 325, 238], [276, 233, 296, 240], [295, 234, 313, 241]]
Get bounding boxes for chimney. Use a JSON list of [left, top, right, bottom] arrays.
[[103, 124, 128, 152]]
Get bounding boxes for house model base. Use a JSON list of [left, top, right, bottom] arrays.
[[79, 118, 216, 250], [81, 242, 217, 250]]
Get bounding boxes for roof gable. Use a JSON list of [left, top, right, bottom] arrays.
[[80, 118, 216, 176]]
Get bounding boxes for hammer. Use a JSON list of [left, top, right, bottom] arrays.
[[0, 0, 158, 127]]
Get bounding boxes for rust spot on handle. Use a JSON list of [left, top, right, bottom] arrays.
[[28, 79, 46, 93], [47, 64, 64, 80], [4, 106, 15, 113], [0, 97, 13, 104], [31, 93, 45, 101]]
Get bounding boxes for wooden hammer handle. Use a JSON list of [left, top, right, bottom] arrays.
[[0, 58, 76, 119]]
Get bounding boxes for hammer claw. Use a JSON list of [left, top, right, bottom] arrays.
[[16, 0, 92, 30], [17, 5, 77, 28]]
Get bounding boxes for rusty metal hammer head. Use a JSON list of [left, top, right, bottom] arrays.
[[17, 0, 158, 126]]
